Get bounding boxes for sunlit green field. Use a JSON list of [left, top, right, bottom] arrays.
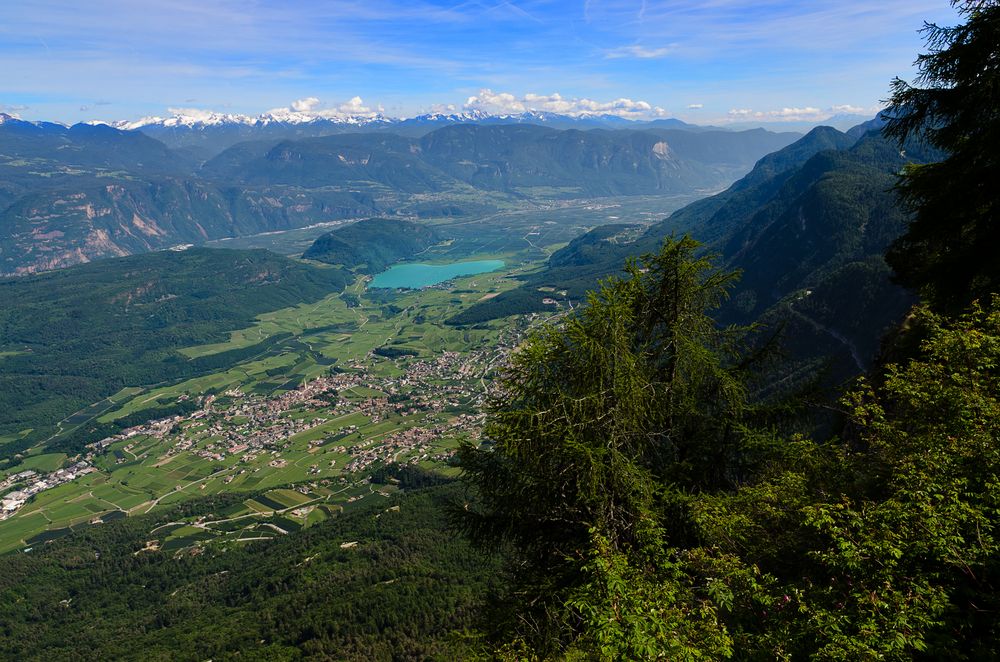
[[0, 191, 686, 553], [0, 257, 538, 554]]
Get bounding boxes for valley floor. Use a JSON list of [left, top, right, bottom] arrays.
[[0, 265, 538, 553]]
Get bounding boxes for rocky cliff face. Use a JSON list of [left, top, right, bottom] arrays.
[[0, 179, 378, 275]]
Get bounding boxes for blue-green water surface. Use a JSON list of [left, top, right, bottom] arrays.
[[368, 259, 505, 289]]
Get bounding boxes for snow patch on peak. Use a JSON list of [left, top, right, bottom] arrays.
[[407, 109, 493, 123], [103, 100, 389, 131], [0, 112, 29, 125]]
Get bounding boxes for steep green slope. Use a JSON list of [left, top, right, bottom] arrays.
[[0, 248, 349, 450], [653, 125, 859, 245], [715, 135, 921, 319], [0, 482, 497, 661], [451, 126, 865, 325], [453, 127, 937, 379], [303, 218, 442, 273]]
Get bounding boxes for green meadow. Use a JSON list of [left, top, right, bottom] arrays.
[[0, 255, 538, 553]]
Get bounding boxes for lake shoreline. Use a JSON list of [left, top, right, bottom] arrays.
[[369, 259, 506, 289]]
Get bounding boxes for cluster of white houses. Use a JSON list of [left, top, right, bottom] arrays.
[[2, 318, 534, 524], [1, 462, 96, 520]]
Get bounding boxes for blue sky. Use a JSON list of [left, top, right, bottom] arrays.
[[0, 0, 961, 125]]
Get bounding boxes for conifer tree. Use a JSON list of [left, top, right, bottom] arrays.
[[884, 0, 1000, 313], [457, 237, 776, 657]]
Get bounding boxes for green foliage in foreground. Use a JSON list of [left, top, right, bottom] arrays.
[[0, 248, 348, 449], [0, 482, 496, 661], [693, 299, 1000, 659], [460, 236, 1000, 659], [458, 237, 785, 658]]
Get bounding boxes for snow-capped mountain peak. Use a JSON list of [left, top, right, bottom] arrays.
[[108, 111, 257, 131], [101, 107, 390, 131], [406, 109, 493, 123]]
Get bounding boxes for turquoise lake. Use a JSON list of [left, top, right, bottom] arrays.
[[369, 259, 505, 289]]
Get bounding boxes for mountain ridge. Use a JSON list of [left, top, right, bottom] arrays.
[[450, 121, 935, 382]]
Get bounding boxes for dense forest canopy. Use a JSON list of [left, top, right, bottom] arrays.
[[456, 1, 1000, 658], [0, 483, 497, 661]]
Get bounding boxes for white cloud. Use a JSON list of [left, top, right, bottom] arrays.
[[265, 96, 384, 120], [291, 96, 320, 112], [464, 89, 667, 119], [727, 106, 825, 122], [724, 104, 879, 124], [831, 104, 866, 115], [466, 89, 525, 113], [332, 96, 377, 115], [604, 44, 673, 59], [427, 103, 459, 114], [687, 103, 703, 109]]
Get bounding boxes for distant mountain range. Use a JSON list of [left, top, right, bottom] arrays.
[[6, 106, 858, 162], [0, 111, 803, 275], [1, 106, 921, 384], [101, 110, 713, 161], [201, 124, 799, 196]]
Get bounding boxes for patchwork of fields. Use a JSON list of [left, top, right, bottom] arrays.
[[0, 192, 703, 555], [0, 257, 550, 554]]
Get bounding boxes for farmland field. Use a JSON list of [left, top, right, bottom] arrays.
[[0, 192, 703, 554], [0, 248, 551, 553]]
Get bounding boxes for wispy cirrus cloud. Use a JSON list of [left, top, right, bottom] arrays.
[[604, 44, 673, 59], [583, 0, 952, 55]]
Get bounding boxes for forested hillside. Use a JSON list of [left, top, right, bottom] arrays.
[[0, 116, 798, 275], [0, 249, 348, 452], [448, 125, 867, 326], [2, 2, 998, 660], [303, 219, 441, 272], [0, 482, 496, 661]]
